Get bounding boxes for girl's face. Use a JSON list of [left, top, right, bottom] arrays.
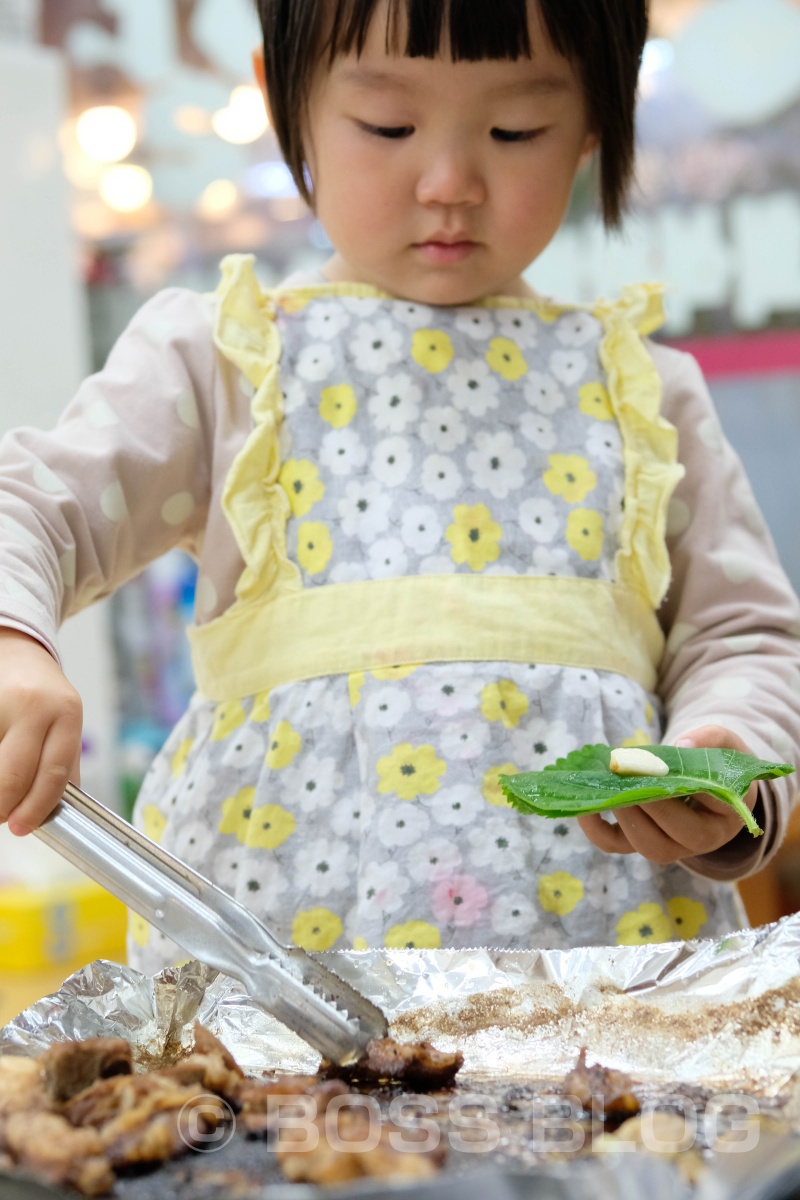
[[304, 1, 596, 304]]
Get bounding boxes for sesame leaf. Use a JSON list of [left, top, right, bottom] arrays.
[[500, 744, 795, 838]]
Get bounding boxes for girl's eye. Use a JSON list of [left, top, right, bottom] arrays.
[[359, 122, 414, 139], [491, 127, 544, 143]]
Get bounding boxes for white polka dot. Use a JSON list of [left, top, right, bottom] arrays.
[[723, 634, 763, 654], [0, 515, 40, 547], [33, 462, 67, 494], [710, 676, 752, 698], [239, 375, 256, 400], [176, 390, 200, 429], [666, 498, 691, 537], [740, 498, 766, 537], [718, 553, 756, 583], [765, 724, 795, 762], [697, 418, 724, 453], [59, 549, 76, 588], [142, 318, 175, 345], [86, 400, 119, 429], [195, 574, 218, 615], [666, 622, 697, 656], [161, 492, 195, 526], [100, 480, 128, 522]]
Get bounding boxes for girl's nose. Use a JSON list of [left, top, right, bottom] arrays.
[[415, 149, 486, 208]]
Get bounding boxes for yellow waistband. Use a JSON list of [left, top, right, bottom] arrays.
[[187, 575, 664, 702]]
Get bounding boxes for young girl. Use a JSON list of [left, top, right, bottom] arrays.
[[1, 0, 799, 974]]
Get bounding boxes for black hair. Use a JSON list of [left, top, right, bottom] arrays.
[[256, 0, 649, 228]]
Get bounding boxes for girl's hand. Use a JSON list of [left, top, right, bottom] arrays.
[[0, 628, 83, 836], [577, 725, 759, 864]]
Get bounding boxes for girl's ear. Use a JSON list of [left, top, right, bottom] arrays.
[[579, 131, 599, 169], [252, 47, 274, 126]]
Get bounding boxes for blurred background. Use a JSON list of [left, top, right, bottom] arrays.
[[1, 0, 799, 1013]]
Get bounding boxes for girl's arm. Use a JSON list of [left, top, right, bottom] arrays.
[[0, 286, 219, 831]]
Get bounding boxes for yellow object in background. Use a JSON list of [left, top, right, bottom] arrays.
[[0, 879, 127, 972]]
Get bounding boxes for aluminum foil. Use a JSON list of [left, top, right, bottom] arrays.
[[3, 911, 800, 1096]]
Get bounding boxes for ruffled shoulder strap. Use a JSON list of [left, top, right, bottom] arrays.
[[592, 282, 685, 609]]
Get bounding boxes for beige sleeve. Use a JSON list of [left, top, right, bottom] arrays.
[[652, 341, 800, 881], [0, 287, 218, 662]]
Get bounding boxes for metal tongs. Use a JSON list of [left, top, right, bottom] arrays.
[[35, 782, 388, 1065]]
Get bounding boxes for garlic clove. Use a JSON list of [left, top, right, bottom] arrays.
[[609, 747, 669, 777]]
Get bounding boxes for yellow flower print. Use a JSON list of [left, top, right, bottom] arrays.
[[129, 913, 150, 949], [566, 509, 604, 561], [353, 936, 369, 951], [266, 720, 302, 769], [372, 664, 418, 681], [251, 691, 271, 722], [482, 763, 517, 807], [219, 786, 255, 842], [644, 701, 655, 724], [385, 920, 442, 950], [297, 521, 333, 575], [377, 743, 446, 801], [319, 384, 358, 429], [143, 806, 167, 843], [446, 504, 502, 572], [617, 902, 676, 945], [622, 729, 650, 747], [538, 872, 584, 916], [486, 337, 528, 382], [171, 738, 193, 777], [543, 454, 597, 504], [480, 681, 529, 729], [412, 329, 455, 374], [211, 701, 246, 742], [348, 671, 365, 707], [292, 907, 343, 951], [579, 381, 614, 421], [245, 804, 296, 850], [667, 897, 708, 940], [279, 459, 325, 517]]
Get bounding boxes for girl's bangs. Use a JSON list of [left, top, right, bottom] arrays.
[[328, 0, 532, 62]]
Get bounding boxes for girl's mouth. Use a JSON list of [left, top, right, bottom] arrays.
[[415, 240, 477, 265]]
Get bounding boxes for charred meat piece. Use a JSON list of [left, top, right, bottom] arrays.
[[2, 1110, 115, 1196], [563, 1048, 640, 1120], [40, 1037, 132, 1103], [160, 1021, 245, 1101], [0, 1056, 48, 1117], [323, 1037, 463, 1087], [237, 1077, 349, 1135]]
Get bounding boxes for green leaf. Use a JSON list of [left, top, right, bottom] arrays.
[[500, 745, 795, 838]]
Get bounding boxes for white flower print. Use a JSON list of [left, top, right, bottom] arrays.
[[407, 836, 462, 884], [171, 818, 216, 863], [281, 755, 345, 814], [400, 505, 443, 556], [360, 859, 410, 915], [376, 803, 431, 850], [220, 724, 267, 769], [446, 360, 500, 417], [350, 318, 404, 373], [317, 687, 353, 735], [426, 782, 483, 828], [338, 479, 392, 543], [455, 308, 495, 340], [562, 668, 600, 699], [528, 545, 575, 576], [466, 430, 526, 500], [523, 371, 565, 415], [281, 376, 308, 416], [305, 302, 351, 341], [330, 794, 364, 839], [539, 819, 584, 864], [367, 536, 408, 579], [583, 870, 630, 914], [341, 295, 382, 316], [522, 664, 559, 693], [239, 862, 289, 913], [519, 497, 559, 543], [211, 845, 245, 893], [496, 310, 539, 349], [176, 766, 220, 808], [296, 836, 356, 898], [419, 553, 457, 574], [296, 342, 335, 382], [510, 717, 572, 768], [363, 686, 412, 729], [484, 564, 517, 576], [549, 348, 588, 386], [395, 300, 434, 328], [329, 561, 369, 583], [520, 411, 557, 450], [368, 373, 422, 433], [555, 311, 600, 347], [415, 672, 480, 717], [421, 454, 463, 501], [371, 435, 413, 487], [586, 420, 622, 467], [319, 427, 368, 476], [419, 406, 468, 453], [491, 890, 536, 939], [467, 815, 528, 871], [440, 716, 490, 761]]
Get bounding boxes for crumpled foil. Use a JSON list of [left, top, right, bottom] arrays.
[[3, 911, 800, 1096]]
